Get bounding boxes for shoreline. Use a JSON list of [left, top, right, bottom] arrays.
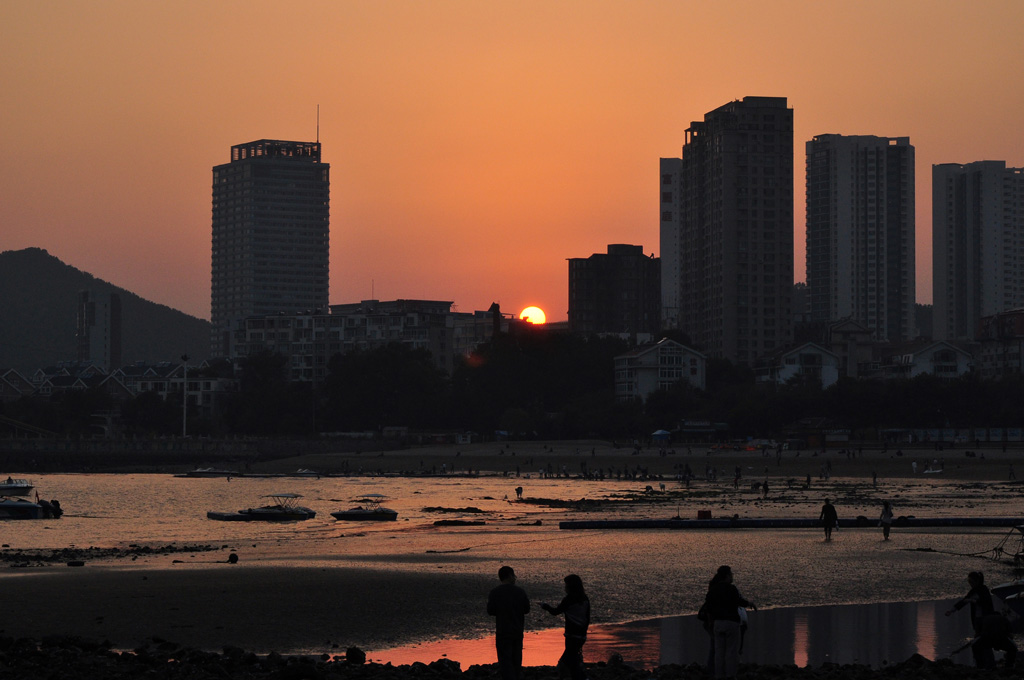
[[3, 446, 1024, 675], [0, 634, 1009, 680]]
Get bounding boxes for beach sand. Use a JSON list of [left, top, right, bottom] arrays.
[[3, 441, 1024, 676]]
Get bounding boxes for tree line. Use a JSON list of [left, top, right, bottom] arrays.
[[3, 329, 1024, 441]]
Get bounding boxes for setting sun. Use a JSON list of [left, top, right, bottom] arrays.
[[519, 306, 547, 325]]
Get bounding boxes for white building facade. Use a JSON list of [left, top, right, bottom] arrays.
[[614, 338, 706, 401]]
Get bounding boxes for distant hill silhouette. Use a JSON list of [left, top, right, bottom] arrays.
[[0, 248, 210, 373]]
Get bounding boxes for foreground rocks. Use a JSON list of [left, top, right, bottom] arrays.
[[0, 636, 1012, 680]]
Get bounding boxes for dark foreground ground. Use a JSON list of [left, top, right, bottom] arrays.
[[0, 636, 1013, 680]]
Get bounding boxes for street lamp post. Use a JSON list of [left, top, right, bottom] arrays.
[[181, 354, 189, 438]]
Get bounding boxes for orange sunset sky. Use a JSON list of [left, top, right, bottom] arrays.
[[2, 1, 1023, 323]]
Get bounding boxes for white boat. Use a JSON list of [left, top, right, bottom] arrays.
[[331, 494, 398, 522], [0, 477, 33, 496], [207, 493, 316, 522]]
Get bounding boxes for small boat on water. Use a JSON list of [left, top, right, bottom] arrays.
[[177, 467, 241, 478], [0, 496, 63, 520], [331, 494, 398, 522], [0, 477, 33, 496], [207, 493, 316, 522]]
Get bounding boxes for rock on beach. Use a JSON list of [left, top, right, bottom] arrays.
[[0, 636, 1006, 680]]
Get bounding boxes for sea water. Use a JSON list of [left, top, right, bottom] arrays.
[[371, 600, 979, 669], [1, 472, 1017, 666]]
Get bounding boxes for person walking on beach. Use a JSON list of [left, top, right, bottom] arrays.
[[702, 565, 756, 680], [541, 574, 591, 680], [819, 499, 838, 540], [487, 566, 531, 680], [879, 500, 894, 540]]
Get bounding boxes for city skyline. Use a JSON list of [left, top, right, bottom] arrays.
[[3, 2, 1024, 323]]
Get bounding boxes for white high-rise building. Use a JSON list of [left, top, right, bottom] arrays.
[[933, 161, 1024, 342], [805, 135, 916, 343]]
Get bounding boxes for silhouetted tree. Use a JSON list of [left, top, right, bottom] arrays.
[[321, 343, 449, 431]]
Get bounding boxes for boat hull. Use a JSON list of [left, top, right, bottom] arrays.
[[207, 507, 316, 522], [0, 497, 62, 520], [331, 508, 398, 521]]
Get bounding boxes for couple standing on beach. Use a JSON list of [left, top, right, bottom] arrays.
[[487, 566, 591, 680]]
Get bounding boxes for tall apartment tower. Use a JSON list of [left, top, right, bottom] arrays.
[[76, 290, 122, 372], [933, 161, 1024, 342], [211, 140, 330, 356], [805, 135, 916, 343], [661, 97, 794, 364], [659, 158, 682, 330], [568, 244, 661, 338]]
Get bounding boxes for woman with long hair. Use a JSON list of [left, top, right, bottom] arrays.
[[541, 574, 591, 680]]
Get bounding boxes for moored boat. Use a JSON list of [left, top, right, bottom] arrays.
[[0, 496, 63, 520], [331, 494, 398, 521], [0, 477, 33, 496], [177, 467, 241, 478], [207, 493, 316, 521]]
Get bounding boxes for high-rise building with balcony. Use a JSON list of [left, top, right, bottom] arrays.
[[933, 161, 1024, 343], [661, 97, 794, 364], [805, 134, 916, 343], [211, 139, 330, 356]]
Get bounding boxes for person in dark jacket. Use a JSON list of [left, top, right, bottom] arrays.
[[541, 574, 591, 680], [702, 565, 756, 680], [819, 499, 838, 540], [487, 566, 531, 680], [946, 571, 999, 668]]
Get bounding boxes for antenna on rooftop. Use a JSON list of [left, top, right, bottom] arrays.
[[316, 104, 320, 144]]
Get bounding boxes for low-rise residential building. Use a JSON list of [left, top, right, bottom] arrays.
[[233, 300, 521, 381], [827, 319, 878, 379], [0, 369, 34, 402], [977, 308, 1024, 379], [877, 340, 972, 379], [756, 342, 841, 388], [614, 338, 706, 401]]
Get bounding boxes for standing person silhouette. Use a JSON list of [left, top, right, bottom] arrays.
[[702, 565, 756, 680], [487, 566, 531, 680], [879, 501, 894, 540], [819, 498, 838, 540], [541, 574, 591, 680]]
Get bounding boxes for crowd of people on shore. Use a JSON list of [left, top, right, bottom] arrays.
[[487, 564, 1017, 680]]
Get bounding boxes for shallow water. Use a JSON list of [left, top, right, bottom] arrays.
[[371, 600, 980, 669], [3, 472, 1022, 662]]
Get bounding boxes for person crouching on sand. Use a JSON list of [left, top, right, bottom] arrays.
[[541, 574, 591, 680]]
